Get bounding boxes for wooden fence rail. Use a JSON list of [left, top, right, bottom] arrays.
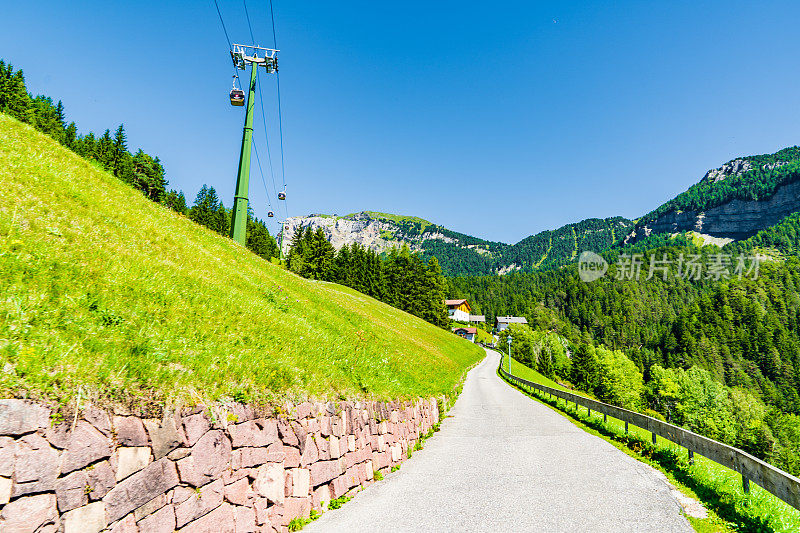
[[499, 365, 800, 512]]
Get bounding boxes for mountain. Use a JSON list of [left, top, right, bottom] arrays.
[[625, 146, 800, 244], [283, 145, 800, 277], [282, 212, 633, 276]]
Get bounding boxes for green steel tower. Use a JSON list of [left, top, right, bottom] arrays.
[[230, 61, 258, 245], [228, 44, 279, 246]]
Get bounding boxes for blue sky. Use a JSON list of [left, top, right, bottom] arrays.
[[3, 1, 800, 243]]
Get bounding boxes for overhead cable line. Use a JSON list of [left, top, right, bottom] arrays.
[[242, 0, 256, 43], [268, 0, 287, 193], [244, 0, 286, 222], [256, 78, 281, 207], [245, 0, 282, 216], [215, 0, 285, 243], [252, 144, 274, 209], [213, 0, 233, 47]]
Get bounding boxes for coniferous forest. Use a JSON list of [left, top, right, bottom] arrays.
[[286, 227, 450, 328]]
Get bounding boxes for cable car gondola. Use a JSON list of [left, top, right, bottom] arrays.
[[267, 211, 274, 218], [278, 191, 286, 200], [230, 76, 245, 107], [230, 88, 245, 106]]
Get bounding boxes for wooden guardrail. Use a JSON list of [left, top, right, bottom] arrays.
[[499, 364, 800, 512]]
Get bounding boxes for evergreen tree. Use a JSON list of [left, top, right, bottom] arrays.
[[538, 347, 554, 378], [571, 341, 600, 392], [55, 100, 65, 127], [112, 124, 128, 177], [64, 122, 77, 150], [246, 214, 279, 260], [287, 227, 311, 276], [130, 150, 166, 201], [164, 189, 188, 214], [97, 129, 114, 169], [0, 65, 32, 122], [214, 203, 230, 236], [189, 185, 221, 230], [424, 257, 449, 327]]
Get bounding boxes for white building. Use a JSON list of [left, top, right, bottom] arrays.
[[494, 315, 528, 331], [445, 299, 471, 322]]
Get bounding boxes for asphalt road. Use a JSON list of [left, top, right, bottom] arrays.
[[305, 349, 691, 532]]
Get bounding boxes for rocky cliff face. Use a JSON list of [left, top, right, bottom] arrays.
[[281, 212, 462, 256], [627, 163, 800, 243], [701, 158, 788, 184]]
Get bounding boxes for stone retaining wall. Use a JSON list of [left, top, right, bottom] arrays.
[[0, 397, 441, 532]]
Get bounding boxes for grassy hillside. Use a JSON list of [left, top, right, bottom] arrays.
[[0, 114, 483, 412]]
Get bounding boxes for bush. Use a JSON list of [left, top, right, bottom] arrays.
[[594, 346, 644, 410]]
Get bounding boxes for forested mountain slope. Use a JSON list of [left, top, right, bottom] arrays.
[[284, 212, 632, 276], [286, 146, 800, 278], [626, 146, 800, 242]]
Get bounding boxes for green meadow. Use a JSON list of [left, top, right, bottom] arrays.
[[0, 114, 483, 412]]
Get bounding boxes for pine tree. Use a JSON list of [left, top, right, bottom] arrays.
[[112, 124, 128, 177], [571, 341, 599, 392], [64, 122, 77, 149], [538, 347, 554, 378], [214, 203, 230, 236], [55, 100, 65, 127], [164, 190, 188, 214], [77, 132, 96, 159], [287, 227, 310, 276], [189, 185, 221, 230], [130, 150, 167, 201], [246, 215, 279, 260], [424, 257, 449, 328], [97, 129, 114, 169], [5, 68, 33, 123]]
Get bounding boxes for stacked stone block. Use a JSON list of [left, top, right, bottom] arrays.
[[0, 397, 440, 532]]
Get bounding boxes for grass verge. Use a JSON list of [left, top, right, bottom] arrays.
[[500, 357, 800, 533]]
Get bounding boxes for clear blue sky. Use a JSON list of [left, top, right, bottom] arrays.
[[3, 1, 800, 243]]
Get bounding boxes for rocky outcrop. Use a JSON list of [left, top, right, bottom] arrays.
[[701, 158, 788, 184], [627, 178, 800, 242], [0, 397, 441, 532], [280, 212, 460, 257]]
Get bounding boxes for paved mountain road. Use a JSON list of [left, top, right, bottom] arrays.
[[305, 349, 691, 532]]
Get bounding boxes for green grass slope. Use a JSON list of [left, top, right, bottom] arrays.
[[0, 114, 483, 412]]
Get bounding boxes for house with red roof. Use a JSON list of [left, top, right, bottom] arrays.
[[453, 326, 477, 343]]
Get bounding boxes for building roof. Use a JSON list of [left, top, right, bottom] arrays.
[[453, 327, 477, 334], [495, 316, 528, 324], [469, 315, 486, 322], [445, 299, 468, 307]]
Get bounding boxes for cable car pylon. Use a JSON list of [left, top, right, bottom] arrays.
[[229, 43, 279, 246]]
